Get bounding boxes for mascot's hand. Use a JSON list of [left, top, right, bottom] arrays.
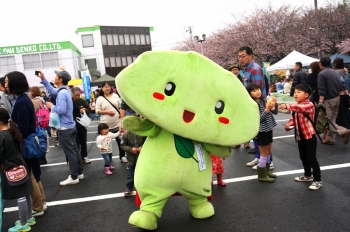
[[123, 116, 160, 137], [202, 143, 232, 158]]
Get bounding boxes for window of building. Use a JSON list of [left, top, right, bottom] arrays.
[[107, 34, 113, 45], [118, 35, 124, 45], [85, 58, 97, 69], [110, 57, 116, 67], [124, 34, 130, 45], [146, 35, 151, 44], [82, 34, 94, 48], [113, 34, 119, 45], [127, 56, 132, 65], [41, 52, 59, 68], [116, 57, 122, 67], [140, 34, 146, 45], [104, 58, 110, 67], [135, 34, 140, 45], [130, 35, 135, 45], [101, 35, 107, 45], [0, 56, 16, 73], [23, 54, 41, 69], [121, 57, 127, 66]]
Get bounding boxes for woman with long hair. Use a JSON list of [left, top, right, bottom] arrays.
[[95, 82, 127, 163], [5, 72, 47, 219]]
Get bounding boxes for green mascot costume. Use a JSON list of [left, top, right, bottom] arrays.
[[116, 51, 259, 230]]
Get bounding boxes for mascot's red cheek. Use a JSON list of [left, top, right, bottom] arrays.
[[219, 117, 229, 124], [153, 92, 165, 100], [183, 110, 195, 123]]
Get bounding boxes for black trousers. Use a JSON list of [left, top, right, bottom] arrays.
[[75, 125, 88, 159], [109, 127, 125, 160], [297, 134, 321, 181]]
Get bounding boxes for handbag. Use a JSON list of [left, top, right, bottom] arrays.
[[1, 164, 29, 187], [49, 112, 61, 129], [22, 127, 48, 159], [103, 96, 120, 114], [76, 111, 91, 128]]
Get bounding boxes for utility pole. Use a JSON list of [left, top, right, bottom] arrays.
[[314, 0, 318, 10], [186, 26, 193, 41]]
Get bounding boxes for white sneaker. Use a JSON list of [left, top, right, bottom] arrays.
[[60, 175, 79, 186], [246, 158, 259, 167], [78, 174, 84, 180], [83, 157, 91, 164], [252, 164, 258, 170], [121, 156, 128, 163], [269, 162, 274, 170], [309, 181, 322, 190], [43, 203, 48, 211]]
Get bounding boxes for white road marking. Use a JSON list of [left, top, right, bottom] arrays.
[[275, 119, 289, 122], [40, 156, 121, 167], [4, 162, 350, 213]]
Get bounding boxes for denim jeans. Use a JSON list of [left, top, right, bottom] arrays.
[[101, 153, 113, 167], [126, 156, 138, 191]]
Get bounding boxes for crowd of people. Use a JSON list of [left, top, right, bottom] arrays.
[[0, 46, 350, 231]]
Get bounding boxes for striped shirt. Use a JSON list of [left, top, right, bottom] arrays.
[[286, 99, 316, 140], [257, 100, 277, 132]]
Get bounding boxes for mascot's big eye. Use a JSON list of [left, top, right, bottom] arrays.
[[164, 82, 176, 96], [215, 100, 225, 114]]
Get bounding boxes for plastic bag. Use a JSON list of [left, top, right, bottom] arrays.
[[76, 111, 91, 128], [49, 112, 61, 129]]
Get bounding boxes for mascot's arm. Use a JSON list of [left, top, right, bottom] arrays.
[[123, 116, 160, 137], [202, 143, 232, 158]]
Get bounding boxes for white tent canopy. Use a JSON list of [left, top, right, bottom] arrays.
[[266, 50, 319, 72]]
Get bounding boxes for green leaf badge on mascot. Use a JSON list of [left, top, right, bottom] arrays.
[[116, 50, 259, 230]]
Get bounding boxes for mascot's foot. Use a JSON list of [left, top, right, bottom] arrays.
[[190, 202, 214, 219], [129, 210, 158, 230]]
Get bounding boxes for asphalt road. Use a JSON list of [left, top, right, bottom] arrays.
[[3, 113, 350, 232]]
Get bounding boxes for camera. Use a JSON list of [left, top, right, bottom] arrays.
[[35, 71, 40, 76]]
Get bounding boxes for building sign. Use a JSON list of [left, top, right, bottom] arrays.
[[0, 41, 80, 56]]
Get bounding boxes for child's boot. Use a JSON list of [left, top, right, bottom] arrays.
[[217, 174, 226, 186], [266, 163, 276, 178], [109, 165, 115, 170], [257, 166, 275, 182], [105, 167, 113, 175]]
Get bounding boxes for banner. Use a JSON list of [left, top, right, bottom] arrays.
[[81, 68, 91, 100]]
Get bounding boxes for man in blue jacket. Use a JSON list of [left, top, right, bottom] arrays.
[[37, 70, 84, 186]]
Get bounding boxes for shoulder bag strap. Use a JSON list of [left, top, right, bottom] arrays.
[[302, 113, 323, 143], [103, 96, 120, 114]]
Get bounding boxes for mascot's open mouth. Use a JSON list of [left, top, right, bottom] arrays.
[[183, 110, 195, 123]]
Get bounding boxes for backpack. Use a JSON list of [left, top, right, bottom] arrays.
[[35, 99, 50, 128], [22, 127, 48, 159]]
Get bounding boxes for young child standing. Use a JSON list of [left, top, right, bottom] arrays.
[[0, 108, 35, 231], [210, 154, 226, 186], [121, 128, 146, 197], [279, 84, 322, 190], [246, 83, 277, 183], [96, 123, 120, 175]]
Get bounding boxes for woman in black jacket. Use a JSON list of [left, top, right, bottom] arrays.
[[6, 71, 47, 218], [306, 61, 321, 104]]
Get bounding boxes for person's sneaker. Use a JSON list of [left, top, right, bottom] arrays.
[[246, 158, 259, 167], [295, 175, 313, 182], [78, 173, 84, 180], [54, 142, 61, 146], [43, 203, 48, 211], [121, 156, 128, 163], [15, 217, 36, 226], [252, 164, 258, 170], [83, 157, 91, 164], [32, 210, 44, 217], [124, 189, 132, 197], [8, 223, 31, 232], [269, 162, 274, 170], [309, 181, 322, 190], [60, 175, 79, 186], [322, 139, 335, 145]]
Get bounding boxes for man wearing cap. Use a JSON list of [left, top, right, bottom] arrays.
[[229, 64, 243, 84], [37, 70, 84, 186]]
